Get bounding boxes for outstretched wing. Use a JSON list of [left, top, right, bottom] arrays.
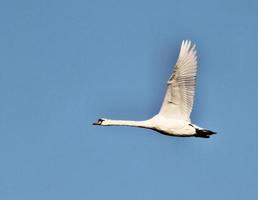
[[159, 40, 197, 122]]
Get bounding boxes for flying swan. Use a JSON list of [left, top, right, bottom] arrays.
[[93, 40, 216, 138]]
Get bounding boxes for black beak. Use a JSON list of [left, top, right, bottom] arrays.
[[92, 122, 97, 125]]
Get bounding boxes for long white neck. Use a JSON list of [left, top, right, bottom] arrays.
[[103, 119, 152, 129]]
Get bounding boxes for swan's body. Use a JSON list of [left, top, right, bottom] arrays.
[[93, 40, 216, 138]]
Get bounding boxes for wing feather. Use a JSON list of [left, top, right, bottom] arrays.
[[159, 40, 197, 122]]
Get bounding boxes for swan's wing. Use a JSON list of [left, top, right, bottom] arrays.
[[159, 40, 197, 122]]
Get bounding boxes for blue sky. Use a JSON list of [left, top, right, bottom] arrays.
[[1, 0, 258, 199]]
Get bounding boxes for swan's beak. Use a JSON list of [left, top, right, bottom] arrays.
[[92, 118, 104, 125]]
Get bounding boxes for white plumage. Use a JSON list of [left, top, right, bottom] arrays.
[[93, 40, 216, 138], [159, 40, 197, 122]]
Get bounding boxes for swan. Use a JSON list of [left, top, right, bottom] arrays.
[[93, 40, 216, 138]]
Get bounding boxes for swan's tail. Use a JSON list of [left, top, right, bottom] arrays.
[[195, 129, 216, 138]]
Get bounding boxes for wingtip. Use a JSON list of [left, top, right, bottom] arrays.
[[181, 39, 196, 52], [182, 39, 191, 44]]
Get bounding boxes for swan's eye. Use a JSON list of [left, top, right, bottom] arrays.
[[98, 119, 104, 124]]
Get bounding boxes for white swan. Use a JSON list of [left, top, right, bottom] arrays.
[[93, 40, 216, 138]]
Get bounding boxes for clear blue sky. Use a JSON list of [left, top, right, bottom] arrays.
[[1, 0, 258, 199]]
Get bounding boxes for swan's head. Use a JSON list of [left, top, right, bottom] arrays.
[[93, 118, 106, 125]]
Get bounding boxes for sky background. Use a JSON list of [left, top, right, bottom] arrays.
[[1, 0, 258, 199]]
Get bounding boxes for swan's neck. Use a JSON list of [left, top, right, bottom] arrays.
[[103, 119, 152, 129]]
